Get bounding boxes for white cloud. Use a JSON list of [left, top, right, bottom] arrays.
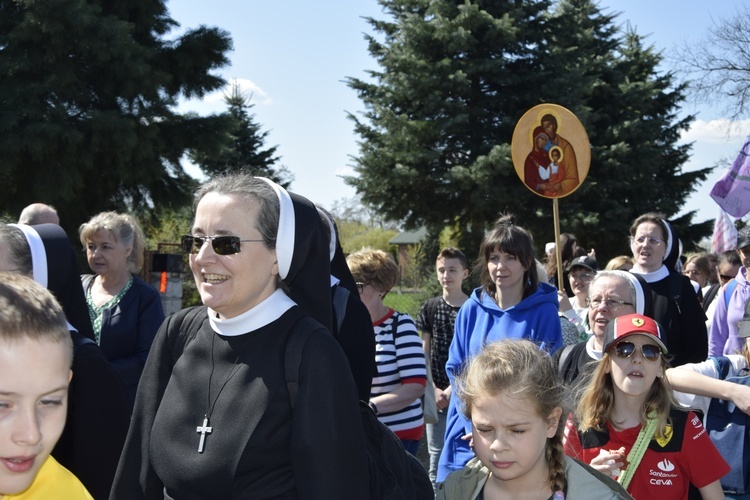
[[177, 78, 272, 114], [681, 118, 750, 144]]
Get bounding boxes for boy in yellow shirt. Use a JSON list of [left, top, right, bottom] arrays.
[[0, 273, 92, 499]]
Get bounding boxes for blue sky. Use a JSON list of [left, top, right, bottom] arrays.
[[171, 0, 748, 226]]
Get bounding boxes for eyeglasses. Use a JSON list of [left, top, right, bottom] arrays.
[[586, 297, 634, 310], [181, 235, 264, 255], [630, 236, 663, 246], [683, 269, 703, 276], [569, 272, 594, 282], [355, 282, 367, 294], [719, 274, 734, 283], [612, 341, 662, 362]]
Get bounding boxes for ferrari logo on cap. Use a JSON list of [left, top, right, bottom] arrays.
[[632, 318, 645, 327]]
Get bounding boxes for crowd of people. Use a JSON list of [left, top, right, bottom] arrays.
[[2, 178, 750, 499]]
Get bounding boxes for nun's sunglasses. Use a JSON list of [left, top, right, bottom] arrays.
[[613, 341, 662, 362], [181, 235, 263, 255]]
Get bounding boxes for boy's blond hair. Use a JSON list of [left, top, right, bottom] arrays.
[[0, 272, 72, 363]]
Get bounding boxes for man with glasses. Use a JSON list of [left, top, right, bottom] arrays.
[[710, 230, 750, 356], [554, 270, 652, 387]]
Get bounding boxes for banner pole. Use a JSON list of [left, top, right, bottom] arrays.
[[553, 198, 563, 290]]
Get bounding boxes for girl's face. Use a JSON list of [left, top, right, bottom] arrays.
[[487, 249, 528, 298], [683, 262, 707, 288], [472, 392, 561, 492], [535, 134, 547, 150], [606, 334, 664, 400]]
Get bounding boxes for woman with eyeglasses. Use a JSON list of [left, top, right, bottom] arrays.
[[78, 212, 165, 410], [554, 270, 652, 388], [564, 313, 729, 499], [437, 215, 562, 483], [346, 248, 427, 456], [111, 173, 369, 499], [629, 213, 707, 367]]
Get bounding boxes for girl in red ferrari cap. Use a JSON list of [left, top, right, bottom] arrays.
[[564, 313, 729, 499]]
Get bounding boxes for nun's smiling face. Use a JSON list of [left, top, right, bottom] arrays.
[[189, 192, 279, 319]]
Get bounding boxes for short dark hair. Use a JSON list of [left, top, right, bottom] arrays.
[[719, 249, 742, 267], [437, 247, 468, 269], [0, 224, 33, 276], [477, 215, 538, 298]]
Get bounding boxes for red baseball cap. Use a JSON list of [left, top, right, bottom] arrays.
[[603, 313, 668, 354]]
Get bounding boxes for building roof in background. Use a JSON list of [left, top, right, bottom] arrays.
[[388, 227, 427, 245]]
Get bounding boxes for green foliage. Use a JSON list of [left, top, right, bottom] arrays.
[[0, 0, 233, 235], [190, 81, 293, 187], [383, 290, 431, 319], [346, 0, 714, 265], [336, 219, 399, 255]]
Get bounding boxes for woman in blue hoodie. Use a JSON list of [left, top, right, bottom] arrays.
[[437, 215, 562, 482]]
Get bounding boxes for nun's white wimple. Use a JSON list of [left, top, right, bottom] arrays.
[[316, 207, 337, 262], [10, 224, 48, 288], [661, 220, 674, 262], [257, 178, 294, 280], [618, 271, 646, 315]]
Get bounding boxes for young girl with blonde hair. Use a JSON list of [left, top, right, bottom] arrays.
[[438, 339, 631, 499], [565, 313, 729, 499]]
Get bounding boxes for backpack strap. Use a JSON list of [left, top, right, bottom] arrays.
[[724, 279, 738, 306], [710, 356, 733, 381], [331, 285, 350, 334], [171, 307, 209, 366], [285, 327, 314, 409], [668, 272, 683, 319], [557, 344, 576, 379]]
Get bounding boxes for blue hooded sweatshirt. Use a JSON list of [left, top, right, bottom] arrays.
[[436, 282, 562, 482]]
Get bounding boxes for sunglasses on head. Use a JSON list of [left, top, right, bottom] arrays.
[[181, 235, 263, 255], [612, 341, 662, 362]]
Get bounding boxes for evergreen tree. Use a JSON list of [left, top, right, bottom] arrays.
[[0, 0, 232, 232], [191, 81, 291, 187], [346, 0, 712, 263]]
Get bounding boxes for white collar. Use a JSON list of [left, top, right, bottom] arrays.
[[208, 289, 296, 336], [630, 265, 669, 283], [586, 335, 604, 360]]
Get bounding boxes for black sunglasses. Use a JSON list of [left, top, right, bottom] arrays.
[[181, 235, 263, 255], [613, 341, 662, 362]]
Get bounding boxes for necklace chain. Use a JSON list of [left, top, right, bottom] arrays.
[[196, 331, 252, 453]]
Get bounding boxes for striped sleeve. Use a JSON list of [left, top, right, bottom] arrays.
[[371, 311, 426, 435]]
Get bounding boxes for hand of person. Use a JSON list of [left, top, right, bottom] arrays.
[[461, 432, 474, 451], [435, 387, 450, 410], [558, 291, 573, 312], [589, 447, 626, 477], [588, 248, 596, 259], [729, 383, 750, 415]]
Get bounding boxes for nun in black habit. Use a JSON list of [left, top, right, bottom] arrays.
[[317, 206, 376, 401], [4, 223, 130, 500], [111, 174, 369, 499], [628, 213, 708, 366]]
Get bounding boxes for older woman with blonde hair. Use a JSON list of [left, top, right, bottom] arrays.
[[79, 212, 164, 409], [347, 248, 427, 456]]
